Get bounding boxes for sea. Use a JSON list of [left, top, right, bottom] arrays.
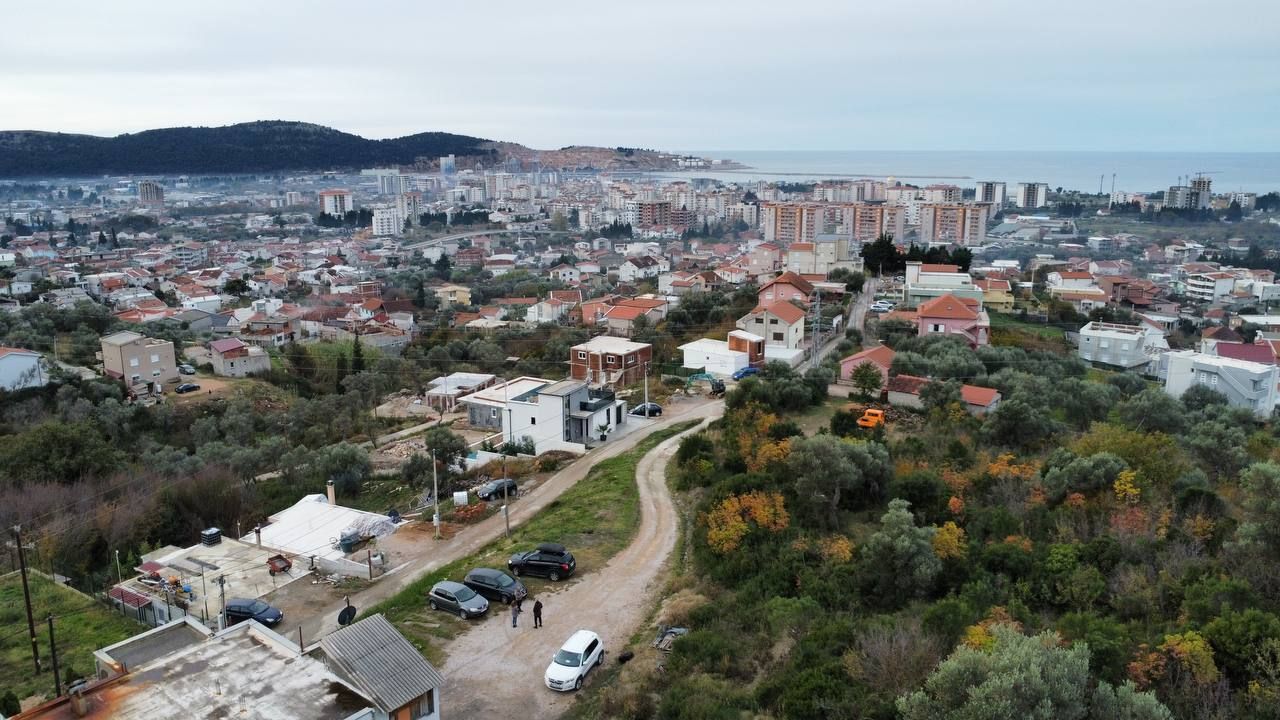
[[655, 150, 1280, 195]]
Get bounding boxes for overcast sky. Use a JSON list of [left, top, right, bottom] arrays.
[[3, 1, 1277, 152]]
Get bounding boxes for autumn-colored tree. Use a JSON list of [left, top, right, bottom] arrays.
[[933, 521, 968, 560], [1113, 469, 1141, 505], [703, 490, 790, 554]]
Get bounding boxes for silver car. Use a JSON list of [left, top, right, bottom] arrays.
[[427, 580, 489, 619]]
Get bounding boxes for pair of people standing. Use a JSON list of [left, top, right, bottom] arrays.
[[510, 597, 544, 628]]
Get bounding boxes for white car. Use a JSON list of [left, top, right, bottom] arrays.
[[545, 629, 604, 691]]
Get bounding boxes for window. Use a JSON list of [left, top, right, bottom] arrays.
[[606, 355, 616, 365], [414, 689, 436, 718], [150, 354, 160, 363], [930, 323, 946, 333], [151, 370, 161, 377], [769, 318, 778, 325], [530, 417, 536, 425], [491, 409, 498, 418], [773, 332, 784, 342], [129, 357, 140, 367], [576, 351, 586, 360]]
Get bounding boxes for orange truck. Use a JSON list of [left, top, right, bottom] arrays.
[[856, 408, 886, 429]]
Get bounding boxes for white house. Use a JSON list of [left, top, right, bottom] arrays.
[[1077, 321, 1168, 370], [678, 338, 749, 376], [617, 256, 663, 282], [1165, 350, 1278, 418], [736, 301, 807, 349], [0, 347, 47, 390], [460, 376, 627, 454], [548, 264, 581, 284]]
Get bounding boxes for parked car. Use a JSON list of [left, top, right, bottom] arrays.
[[509, 542, 576, 581], [476, 478, 518, 501], [629, 402, 662, 417], [178, 363, 196, 375], [463, 568, 527, 605], [731, 366, 760, 381], [427, 580, 489, 619], [175, 383, 201, 394], [224, 598, 283, 627], [545, 629, 605, 691]]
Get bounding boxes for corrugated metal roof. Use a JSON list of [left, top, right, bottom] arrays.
[[321, 614, 444, 712]]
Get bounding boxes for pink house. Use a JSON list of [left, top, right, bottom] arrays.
[[917, 293, 990, 347], [757, 271, 814, 306], [839, 345, 895, 385]]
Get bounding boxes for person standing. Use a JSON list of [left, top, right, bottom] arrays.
[[511, 601, 520, 628], [533, 599, 543, 628]]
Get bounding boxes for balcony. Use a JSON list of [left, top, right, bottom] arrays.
[[579, 388, 616, 412]]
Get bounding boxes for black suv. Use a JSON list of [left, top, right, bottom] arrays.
[[476, 478, 518, 501], [463, 567, 528, 604], [224, 598, 283, 627], [508, 542, 576, 581]]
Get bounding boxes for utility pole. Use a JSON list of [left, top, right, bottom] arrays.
[[47, 616, 62, 697], [217, 575, 227, 630], [431, 449, 441, 540], [13, 526, 40, 673], [643, 360, 649, 410], [114, 549, 123, 616]]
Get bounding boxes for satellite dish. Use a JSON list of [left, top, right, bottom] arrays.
[[338, 605, 358, 626]]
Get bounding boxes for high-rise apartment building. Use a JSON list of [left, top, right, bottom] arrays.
[[284, 191, 303, 206], [1189, 176, 1213, 210], [975, 181, 1006, 207], [371, 206, 403, 236], [763, 202, 905, 244], [319, 189, 354, 217], [1015, 183, 1049, 208], [919, 203, 991, 246], [397, 191, 422, 222], [439, 154, 456, 174], [137, 181, 165, 208]]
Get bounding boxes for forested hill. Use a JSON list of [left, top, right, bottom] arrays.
[[0, 121, 496, 176]]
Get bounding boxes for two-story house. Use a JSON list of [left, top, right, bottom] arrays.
[[460, 376, 627, 454], [757, 271, 814, 307], [916, 293, 990, 347], [736, 301, 807, 349], [569, 336, 653, 387], [101, 331, 178, 387]]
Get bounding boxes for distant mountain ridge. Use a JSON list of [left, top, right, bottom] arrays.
[[0, 120, 497, 177]]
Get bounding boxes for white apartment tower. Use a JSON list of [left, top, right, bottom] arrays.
[[975, 181, 1006, 208], [319, 189, 354, 217], [1015, 183, 1049, 208]]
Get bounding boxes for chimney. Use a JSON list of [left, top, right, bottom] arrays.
[[254, 525, 262, 547], [326, 480, 336, 507]]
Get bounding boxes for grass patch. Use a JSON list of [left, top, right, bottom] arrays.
[[361, 420, 701, 665], [0, 572, 143, 703], [340, 474, 423, 514], [793, 395, 845, 435], [988, 311, 1068, 340]]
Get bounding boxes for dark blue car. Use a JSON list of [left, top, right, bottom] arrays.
[[732, 367, 760, 381], [224, 598, 284, 627]]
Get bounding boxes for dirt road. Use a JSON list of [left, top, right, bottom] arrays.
[[439, 417, 705, 718], [282, 399, 722, 642]]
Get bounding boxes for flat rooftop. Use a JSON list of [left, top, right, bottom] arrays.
[[463, 376, 552, 406], [124, 537, 308, 610], [571, 336, 650, 354], [34, 622, 372, 720]]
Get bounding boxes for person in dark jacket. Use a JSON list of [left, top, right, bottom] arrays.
[[533, 599, 543, 628], [511, 601, 520, 628]]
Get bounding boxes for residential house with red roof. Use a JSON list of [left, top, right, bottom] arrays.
[[757, 271, 814, 307], [917, 293, 990, 347], [839, 344, 895, 386], [737, 301, 807, 349], [886, 374, 1002, 415]]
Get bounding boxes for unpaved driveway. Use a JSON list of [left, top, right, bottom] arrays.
[[281, 400, 721, 643], [439, 417, 707, 718]]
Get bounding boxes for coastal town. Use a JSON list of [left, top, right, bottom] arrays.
[[3, 151, 1280, 717]]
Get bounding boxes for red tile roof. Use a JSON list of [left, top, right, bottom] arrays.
[[960, 385, 1001, 407], [841, 344, 895, 369], [918, 294, 980, 321], [759, 271, 814, 297], [920, 263, 961, 273], [753, 301, 806, 325], [1215, 342, 1275, 364]]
